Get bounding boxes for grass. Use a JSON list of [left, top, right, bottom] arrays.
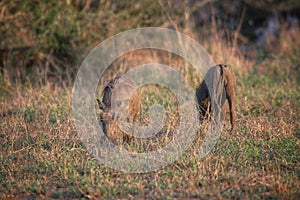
[[1, 2, 300, 198], [1, 45, 299, 199]]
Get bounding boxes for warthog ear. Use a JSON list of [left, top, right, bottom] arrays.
[[96, 99, 105, 110]]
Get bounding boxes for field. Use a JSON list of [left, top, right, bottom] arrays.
[[1, 1, 300, 199]]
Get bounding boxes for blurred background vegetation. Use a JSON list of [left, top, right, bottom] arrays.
[[0, 0, 299, 85]]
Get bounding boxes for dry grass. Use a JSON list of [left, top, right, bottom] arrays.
[[1, 25, 300, 200]]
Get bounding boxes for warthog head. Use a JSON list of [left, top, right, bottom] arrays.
[[97, 76, 140, 144]]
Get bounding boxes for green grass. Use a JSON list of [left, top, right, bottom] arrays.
[[1, 53, 299, 199]]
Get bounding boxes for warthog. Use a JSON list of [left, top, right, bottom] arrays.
[[196, 64, 236, 132], [97, 76, 140, 144]]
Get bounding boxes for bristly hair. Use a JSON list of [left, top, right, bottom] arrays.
[[102, 76, 121, 108]]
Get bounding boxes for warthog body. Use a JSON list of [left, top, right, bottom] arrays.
[[196, 64, 236, 132], [97, 76, 140, 144]]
